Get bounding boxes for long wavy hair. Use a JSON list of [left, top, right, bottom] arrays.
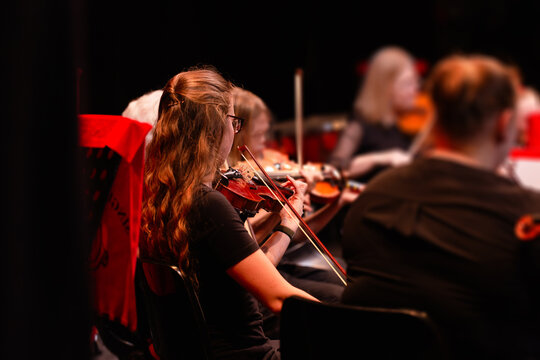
[[140, 67, 232, 284]]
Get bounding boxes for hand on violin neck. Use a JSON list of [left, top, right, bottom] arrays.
[[282, 175, 308, 196], [298, 168, 325, 191]]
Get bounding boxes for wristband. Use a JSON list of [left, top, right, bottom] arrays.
[[273, 224, 296, 241]]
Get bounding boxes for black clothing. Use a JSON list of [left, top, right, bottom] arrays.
[[341, 157, 540, 359], [329, 116, 412, 183], [355, 118, 411, 155], [188, 186, 279, 360], [260, 262, 345, 339], [192, 187, 343, 352]]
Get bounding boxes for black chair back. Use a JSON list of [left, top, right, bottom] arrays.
[[280, 296, 447, 359], [136, 258, 212, 360]]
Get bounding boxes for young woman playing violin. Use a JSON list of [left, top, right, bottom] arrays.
[[140, 67, 318, 360]]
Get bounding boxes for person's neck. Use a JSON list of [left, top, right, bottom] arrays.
[[426, 143, 499, 171], [203, 161, 229, 188]]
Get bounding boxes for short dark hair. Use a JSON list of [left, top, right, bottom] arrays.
[[426, 54, 517, 142]]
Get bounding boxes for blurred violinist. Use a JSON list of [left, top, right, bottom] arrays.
[[228, 87, 356, 337], [229, 87, 360, 244], [329, 46, 422, 183], [341, 54, 540, 359], [140, 67, 317, 360]]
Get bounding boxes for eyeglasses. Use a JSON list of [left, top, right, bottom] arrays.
[[227, 114, 244, 134]]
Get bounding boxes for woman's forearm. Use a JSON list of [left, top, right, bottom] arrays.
[[260, 230, 293, 266], [249, 210, 281, 244]]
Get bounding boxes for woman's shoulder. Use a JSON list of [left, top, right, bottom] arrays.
[[194, 185, 235, 214], [189, 185, 246, 240], [192, 185, 259, 268]]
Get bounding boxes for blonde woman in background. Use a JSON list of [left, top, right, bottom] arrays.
[[329, 46, 420, 183]]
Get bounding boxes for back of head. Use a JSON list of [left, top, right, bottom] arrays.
[[151, 67, 233, 171], [355, 46, 415, 124], [232, 87, 267, 121], [229, 87, 269, 165], [426, 54, 517, 146], [142, 67, 232, 279]]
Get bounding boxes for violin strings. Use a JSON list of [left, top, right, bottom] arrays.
[[239, 146, 348, 281], [240, 152, 347, 286]]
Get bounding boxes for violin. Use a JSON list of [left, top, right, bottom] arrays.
[[274, 167, 364, 204], [245, 149, 364, 204], [215, 167, 294, 218], [397, 92, 434, 136], [234, 145, 348, 285], [310, 178, 365, 204]]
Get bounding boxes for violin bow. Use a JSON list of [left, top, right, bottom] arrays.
[[295, 68, 303, 168], [239, 145, 348, 286]]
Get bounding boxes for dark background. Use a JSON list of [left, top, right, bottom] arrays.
[[82, 0, 540, 120], [3, 1, 540, 359]]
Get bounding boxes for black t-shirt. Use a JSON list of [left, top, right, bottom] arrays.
[[341, 157, 540, 358], [355, 118, 412, 155], [188, 186, 279, 359], [329, 115, 413, 183], [355, 118, 412, 183]]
